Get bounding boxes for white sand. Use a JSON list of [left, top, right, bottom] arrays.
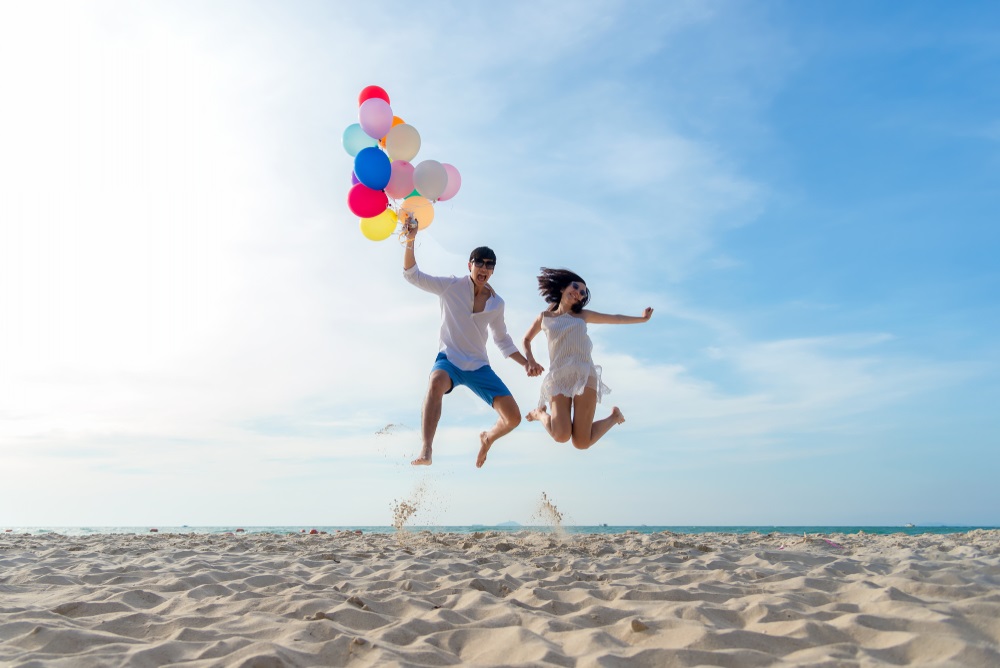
[[1, 529, 998, 666]]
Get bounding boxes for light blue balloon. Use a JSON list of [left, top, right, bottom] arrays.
[[342, 123, 378, 157]]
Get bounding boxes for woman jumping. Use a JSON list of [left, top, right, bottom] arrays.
[[523, 268, 653, 450]]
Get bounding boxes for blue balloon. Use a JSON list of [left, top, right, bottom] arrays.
[[354, 146, 391, 191]]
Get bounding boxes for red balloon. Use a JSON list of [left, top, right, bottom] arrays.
[[358, 85, 389, 107], [347, 183, 388, 218]]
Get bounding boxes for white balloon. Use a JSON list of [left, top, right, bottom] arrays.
[[385, 124, 421, 162], [413, 160, 448, 201]]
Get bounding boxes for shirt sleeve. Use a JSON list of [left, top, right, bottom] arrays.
[[403, 263, 456, 296], [489, 300, 520, 359]]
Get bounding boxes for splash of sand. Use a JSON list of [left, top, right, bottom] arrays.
[[371, 424, 412, 467], [531, 492, 571, 541], [375, 423, 403, 436], [391, 480, 435, 532], [533, 492, 564, 526], [392, 500, 418, 531]]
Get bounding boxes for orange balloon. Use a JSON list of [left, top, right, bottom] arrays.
[[379, 116, 405, 147], [399, 195, 435, 230]]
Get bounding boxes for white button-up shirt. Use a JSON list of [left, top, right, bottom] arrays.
[[404, 263, 519, 371]]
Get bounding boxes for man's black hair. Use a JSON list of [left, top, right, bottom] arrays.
[[469, 246, 497, 263]]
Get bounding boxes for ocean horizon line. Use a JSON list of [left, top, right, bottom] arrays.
[[5, 524, 997, 537]]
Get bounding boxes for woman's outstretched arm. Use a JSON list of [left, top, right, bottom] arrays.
[[581, 307, 653, 325]]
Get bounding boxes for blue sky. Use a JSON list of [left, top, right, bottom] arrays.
[[1, 1, 997, 527]]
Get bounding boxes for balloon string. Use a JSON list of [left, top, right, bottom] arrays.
[[397, 215, 418, 246]]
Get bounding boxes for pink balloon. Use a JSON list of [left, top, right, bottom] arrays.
[[385, 160, 415, 199], [438, 163, 462, 201], [347, 183, 388, 218], [359, 98, 393, 139]]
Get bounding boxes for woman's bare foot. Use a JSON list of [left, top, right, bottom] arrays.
[[526, 407, 547, 422], [411, 448, 432, 466], [610, 406, 625, 425], [476, 432, 492, 468]]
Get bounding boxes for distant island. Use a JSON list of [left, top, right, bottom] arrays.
[[496, 521, 522, 527]]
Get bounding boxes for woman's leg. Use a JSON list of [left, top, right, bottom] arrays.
[[526, 395, 573, 443], [570, 387, 625, 450]]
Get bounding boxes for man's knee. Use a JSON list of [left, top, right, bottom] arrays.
[[427, 371, 452, 396], [493, 395, 521, 428]]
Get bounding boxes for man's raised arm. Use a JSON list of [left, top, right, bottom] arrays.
[[403, 215, 417, 271]]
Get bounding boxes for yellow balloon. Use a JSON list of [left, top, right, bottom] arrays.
[[359, 209, 398, 241], [399, 195, 435, 230]]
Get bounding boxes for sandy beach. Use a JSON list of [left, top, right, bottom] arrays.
[[1, 529, 998, 667]]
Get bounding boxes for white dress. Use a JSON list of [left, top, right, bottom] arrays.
[[537, 313, 610, 408]]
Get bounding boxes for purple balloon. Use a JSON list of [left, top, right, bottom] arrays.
[[359, 98, 393, 139]]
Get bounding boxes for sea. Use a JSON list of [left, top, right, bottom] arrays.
[[4, 525, 996, 537]]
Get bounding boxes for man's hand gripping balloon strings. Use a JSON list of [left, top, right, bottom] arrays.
[[400, 212, 418, 245]]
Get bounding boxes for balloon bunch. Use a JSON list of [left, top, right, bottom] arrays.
[[343, 85, 462, 242]]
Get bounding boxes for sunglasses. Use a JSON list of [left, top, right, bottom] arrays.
[[472, 259, 496, 269], [571, 282, 589, 299]]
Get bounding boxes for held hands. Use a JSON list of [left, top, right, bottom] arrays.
[[525, 361, 545, 377]]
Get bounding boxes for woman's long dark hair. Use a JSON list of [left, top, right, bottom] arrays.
[[537, 267, 590, 313]]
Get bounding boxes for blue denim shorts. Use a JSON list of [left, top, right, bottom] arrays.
[[431, 353, 511, 406]]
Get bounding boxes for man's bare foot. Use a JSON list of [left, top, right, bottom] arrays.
[[525, 407, 547, 422], [611, 407, 625, 425], [476, 432, 492, 468], [411, 450, 432, 466]]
